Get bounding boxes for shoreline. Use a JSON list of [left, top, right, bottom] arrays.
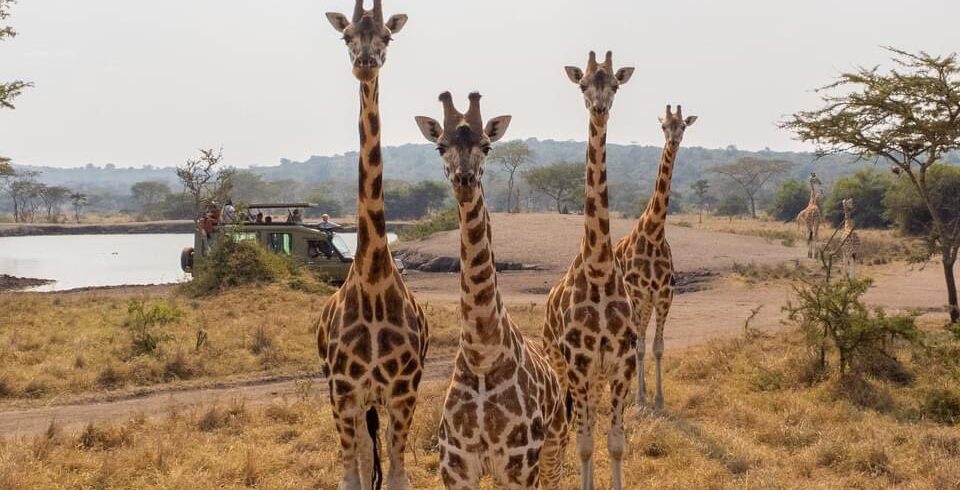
[[0, 274, 55, 293], [0, 220, 411, 237]]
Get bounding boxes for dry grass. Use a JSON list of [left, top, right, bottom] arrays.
[[671, 213, 922, 265], [0, 287, 467, 407], [1, 323, 958, 488]]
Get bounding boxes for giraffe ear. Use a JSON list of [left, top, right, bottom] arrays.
[[414, 116, 441, 143], [484, 116, 512, 143], [615, 67, 635, 84], [386, 14, 408, 34], [564, 66, 584, 84], [684, 116, 698, 126], [326, 12, 350, 33]]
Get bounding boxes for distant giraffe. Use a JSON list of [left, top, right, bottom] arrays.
[[796, 172, 824, 258], [840, 198, 861, 278], [415, 92, 568, 489], [614, 105, 697, 411], [542, 51, 637, 490], [315, 2, 428, 489]]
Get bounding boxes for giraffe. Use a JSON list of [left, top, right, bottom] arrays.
[[796, 172, 824, 258], [840, 198, 861, 278], [415, 92, 568, 489], [542, 51, 637, 490], [614, 104, 697, 411], [316, 2, 428, 489]]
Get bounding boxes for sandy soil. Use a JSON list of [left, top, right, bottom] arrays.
[[0, 215, 951, 437]]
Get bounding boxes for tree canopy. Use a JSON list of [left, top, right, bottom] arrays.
[[523, 162, 583, 214], [783, 47, 960, 323], [0, 0, 32, 110], [710, 157, 793, 218]]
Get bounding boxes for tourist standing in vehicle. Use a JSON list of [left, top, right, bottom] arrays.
[[222, 200, 237, 223], [318, 213, 340, 231]]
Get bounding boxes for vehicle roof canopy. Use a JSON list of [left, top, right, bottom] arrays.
[[246, 203, 315, 209]]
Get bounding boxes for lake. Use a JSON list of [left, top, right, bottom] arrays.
[[0, 232, 393, 291]]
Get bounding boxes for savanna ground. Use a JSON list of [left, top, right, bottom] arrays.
[[1, 213, 958, 488]]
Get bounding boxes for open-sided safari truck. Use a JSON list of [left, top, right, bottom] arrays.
[[180, 203, 358, 283]]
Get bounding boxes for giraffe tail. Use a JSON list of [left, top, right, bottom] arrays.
[[366, 407, 383, 490]]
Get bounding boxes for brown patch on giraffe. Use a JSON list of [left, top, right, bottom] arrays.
[[368, 111, 380, 136]]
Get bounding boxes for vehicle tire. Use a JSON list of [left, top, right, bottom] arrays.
[[180, 247, 195, 273]]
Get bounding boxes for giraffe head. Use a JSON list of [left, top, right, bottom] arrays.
[[809, 172, 823, 188], [415, 92, 511, 200], [326, 0, 408, 81], [564, 51, 634, 116], [659, 105, 697, 145], [842, 197, 855, 215]]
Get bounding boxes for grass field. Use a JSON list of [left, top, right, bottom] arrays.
[[1, 324, 958, 489]]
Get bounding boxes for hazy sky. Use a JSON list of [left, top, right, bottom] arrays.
[[1, 0, 957, 168]]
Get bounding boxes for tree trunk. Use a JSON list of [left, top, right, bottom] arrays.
[[506, 174, 515, 213], [698, 206, 703, 225], [748, 194, 757, 218], [556, 198, 562, 214], [943, 252, 959, 324]]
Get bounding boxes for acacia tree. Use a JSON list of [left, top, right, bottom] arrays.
[[40, 185, 70, 222], [690, 179, 711, 224], [782, 47, 960, 324], [710, 157, 792, 218], [131, 180, 172, 219], [523, 162, 582, 214], [175, 148, 234, 225], [70, 191, 87, 223], [488, 140, 532, 213], [0, 0, 32, 110]]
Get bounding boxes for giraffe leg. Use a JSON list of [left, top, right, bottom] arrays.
[[574, 385, 597, 490], [385, 395, 416, 490], [438, 421, 481, 490], [540, 396, 570, 488], [608, 376, 631, 490], [331, 390, 363, 490], [355, 412, 377, 490], [634, 301, 654, 407], [653, 293, 673, 411]]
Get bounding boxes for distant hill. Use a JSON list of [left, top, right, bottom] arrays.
[[13, 140, 960, 197]]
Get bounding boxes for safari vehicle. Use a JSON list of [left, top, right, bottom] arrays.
[[180, 203, 362, 283]]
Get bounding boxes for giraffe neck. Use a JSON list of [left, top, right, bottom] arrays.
[[353, 77, 392, 285], [807, 180, 818, 208], [843, 210, 854, 233], [580, 113, 614, 272], [456, 186, 509, 372], [639, 140, 680, 237]]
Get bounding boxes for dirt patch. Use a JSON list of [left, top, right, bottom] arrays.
[[0, 274, 53, 292]]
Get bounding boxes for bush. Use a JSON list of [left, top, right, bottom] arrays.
[[884, 165, 960, 237], [716, 194, 749, 217], [185, 238, 296, 296], [398, 206, 459, 241], [824, 168, 894, 228], [770, 178, 810, 222], [785, 277, 922, 375], [924, 388, 960, 425], [123, 299, 182, 356]]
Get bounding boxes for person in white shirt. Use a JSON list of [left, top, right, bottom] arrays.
[[318, 213, 340, 231], [222, 200, 237, 223]]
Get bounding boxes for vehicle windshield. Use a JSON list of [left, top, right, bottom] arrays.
[[331, 235, 352, 258]]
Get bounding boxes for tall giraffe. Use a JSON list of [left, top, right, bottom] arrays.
[[316, 2, 427, 489], [415, 92, 568, 490], [796, 172, 824, 258], [543, 51, 637, 490], [840, 198, 861, 278], [614, 105, 697, 411]]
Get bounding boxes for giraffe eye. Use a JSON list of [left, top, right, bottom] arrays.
[[579, 85, 587, 93], [437, 146, 446, 156], [342, 35, 353, 43], [482, 146, 491, 155]]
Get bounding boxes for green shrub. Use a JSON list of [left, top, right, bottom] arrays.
[[924, 388, 960, 425], [785, 277, 922, 375], [884, 165, 960, 237], [398, 206, 459, 241], [185, 238, 295, 296], [770, 178, 810, 222], [123, 299, 182, 356], [824, 168, 894, 228]]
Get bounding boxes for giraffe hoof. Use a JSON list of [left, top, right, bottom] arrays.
[[654, 398, 665, 412]]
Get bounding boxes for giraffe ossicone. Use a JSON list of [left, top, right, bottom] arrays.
[[416, 92, 568, 490]]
